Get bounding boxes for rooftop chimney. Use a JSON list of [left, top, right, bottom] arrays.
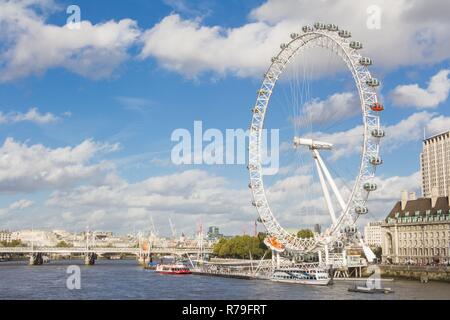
[[409, 192, 417, 201], [401, 190, 408, 210], [431, 187, 439, 208]]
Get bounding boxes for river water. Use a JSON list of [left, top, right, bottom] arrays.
[[0, 260, 449, 300]]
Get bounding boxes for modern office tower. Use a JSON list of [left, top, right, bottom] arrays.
[[421, 131, 450, 198], [364, 221, 383, 247]]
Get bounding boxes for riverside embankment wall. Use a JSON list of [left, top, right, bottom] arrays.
[[379, 265, 450, 282]]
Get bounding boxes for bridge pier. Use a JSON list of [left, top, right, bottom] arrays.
[[84, 253, 97, 265], [29, 253, 43, 266], [138, 255, 148, 266]]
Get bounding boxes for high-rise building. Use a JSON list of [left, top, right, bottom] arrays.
[[421, 131, 450, 198], [364, 221, 383, 247], [207, 226, 223, 240], [0, 230, 12, 243], [314, 224, 321, 234]]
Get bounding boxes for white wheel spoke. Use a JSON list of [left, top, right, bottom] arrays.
[[313, 151, 337, 225]]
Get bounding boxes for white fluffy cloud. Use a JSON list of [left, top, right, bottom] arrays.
[[390, 69, 450, 108], [139, 14, 291, 78], [261, 170, 420, 230], [372, 172, 421, 202], [139, 0, 450, 78], [3, 0, 450, 81], [0, 0, 140, 81], [292, 92, 358, 126], [356, 171, 422, 226], [0, 138, 119, 193], [0, 199, 34, 218], [45, 169, 256, 233], [315, 111, 450, 160], [47, 170, 252, 215], [385, 112, 450, 149], [0, 108, 59, 124], [115, 96, 153, 112], [9, 199, 34, 210]]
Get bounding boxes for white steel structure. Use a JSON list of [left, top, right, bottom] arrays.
[[248, 23, 384, 257]]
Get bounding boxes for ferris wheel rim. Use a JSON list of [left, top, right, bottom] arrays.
[[248, 25, 383, 253]]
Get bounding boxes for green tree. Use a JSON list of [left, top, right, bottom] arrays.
[[213, 235, 268, 259], [297, 229, 314, 239], [0, 239, 23, 247], [213, 238, 227, 256], [56, 241, 73, 248], [219, 240, 232, 257]]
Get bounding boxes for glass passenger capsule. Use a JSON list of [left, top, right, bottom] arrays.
[[372, 128, 385, 138], [355, 206, 369, 215], [252, 107, 261, 114], [264, 72, 276, 80], [366, 78, 380, 87], [257, 89, 269, 96], [370, 102, 384, 112], [364, 183, 378, 192], [344, 226, 357, 234], [350, 41, 363, 49], [252, 201, 263, 208], [327, 24, 339, 31], [359, 57, 373, 66], [302, 26, 313, 33], [334, 241, 344, 249], [248, 182, 260, 189], [370, 156, 383, 166], [338, 30, 351, 38], [313, 22, 327, 30]]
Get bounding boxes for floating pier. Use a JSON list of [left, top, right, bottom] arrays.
[[191, 270, 261, 280]]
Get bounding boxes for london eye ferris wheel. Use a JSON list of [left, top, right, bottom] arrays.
[[248, 22, 384, 258]]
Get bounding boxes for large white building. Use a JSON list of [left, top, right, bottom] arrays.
[[421, 131, 450, 198], [0, 231, 12, 243], [364, 221, 383, 247], [11, 230, 59, 247], [381, 191, 450, 265]]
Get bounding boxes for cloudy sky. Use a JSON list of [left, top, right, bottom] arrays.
[[0, 0, 449, 236]]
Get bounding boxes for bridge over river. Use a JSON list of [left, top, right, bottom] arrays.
[[0, 246, 213, 265]]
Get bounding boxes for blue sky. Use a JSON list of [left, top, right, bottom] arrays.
[[0, 0, 449, 236]]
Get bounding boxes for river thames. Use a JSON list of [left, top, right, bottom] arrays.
[[0, 260, 449, 300]]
